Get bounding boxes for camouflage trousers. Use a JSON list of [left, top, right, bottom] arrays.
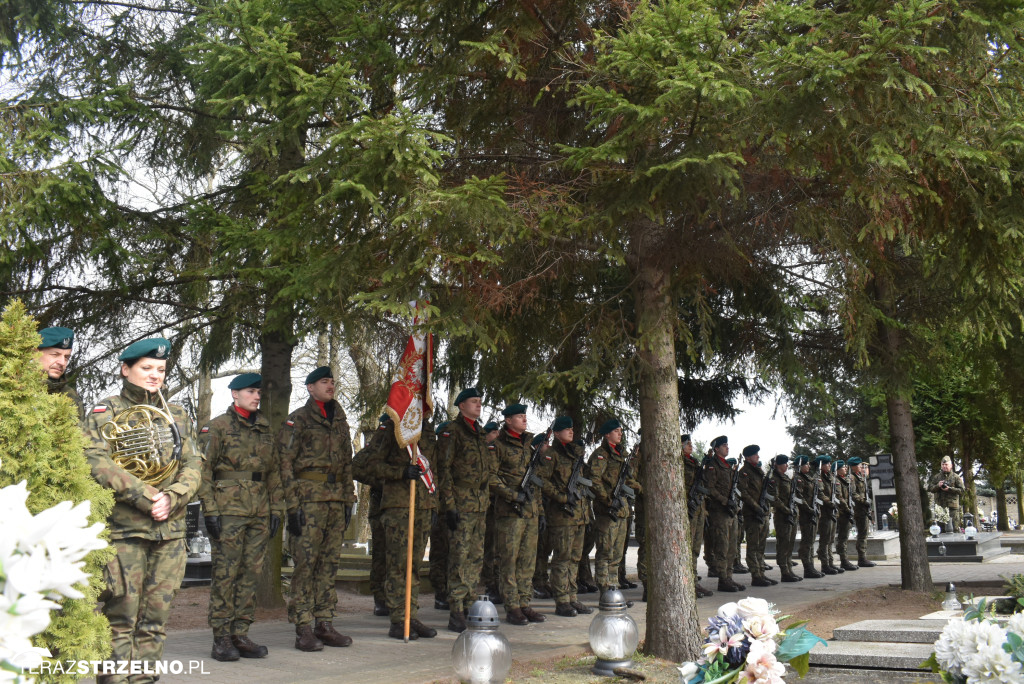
[[689, 504, 706, 575], [798, 513, 818, 564], [578, 521, 596, 586], [370, 512, 386, 602], [854, 511, 870, 558], [731, 515, 743, 566], [942, 505, 962, 532], [98, 538, 187, 684], [594, 515, 627, 589], [447, 511, 486, 611], [533, 519, 551, 587], [288, 501, 348, 626], [634, 495, 647, 584], [428, 510, 449, 597], [743, 514, 768, 579], [494, 515, 539, 609], [209, 515, 269, 637], [835, 514, 854, 562], [549, 523, 585, 604], [381, 507, 430, 624], [705, 505, 734, 581], [481, 501, 498, 590], [817, 513, 836, 566], [774, 513, 797, 575]]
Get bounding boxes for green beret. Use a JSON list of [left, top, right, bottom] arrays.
[[774, 454, 789, 466], [119, 337, 172, 361], [552, 416, 573, 431], [483, 421, 499, 432], [599, 418, 621, 436], [454, 387, 481, 405], [531, 433, 548, 447], [834, 459, 846, 470], [228, 373, 261, 390], [38, 326, 74, 350], [501, 403, 527, 417], [681, 434, 691, 443], [435, 421, 450, 435], [725, 457, 737, 465], [742, 444, 760, 458], [710, 435, 728, 449], [796, 455, 810, 466], [818, 454, 832, 464], [847, 457, 862, 466], [305, 366, 333, 384]]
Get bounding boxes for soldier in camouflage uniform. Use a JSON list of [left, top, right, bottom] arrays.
[[770, 455, 802, 582], [84, 338, 202, 684], [37, 326, 85, 421], [848, 457, 876, 567], [737, 445, 776, 586], [727, 457, 747, 575], [198, 373, 284, 661], [816, 455, 842, 575], [833, 460, 859, 572], [539, 416, 594, 617], [350, 415, 391, 617], [682, 435, 712, 598], [353, 414, 439, 639], [428, 420, 451, 609], [794, 455, 823, 579], [489, 404, 547, 625], [481, 421, 503, 604], [930, 455, 965, 531], [705, 436, 744, 592], [532, 432, 554, 599], [276, 366, 356, 651], [439, 387, 497, 632], [587, 419, 640, 593]]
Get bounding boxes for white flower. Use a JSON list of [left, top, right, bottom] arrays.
[[934, 619, 971, 673], [743, 615, 780, 643], [961, 641, 1024, 684], [1006, 612, 1024, 636], [718, 602, 739, 619], [736, 597, 777, 621], [738, 640, 786, 684], [678, 661, 700, 683]]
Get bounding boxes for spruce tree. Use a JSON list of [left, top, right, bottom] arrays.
[[0, 300, 114, 680]]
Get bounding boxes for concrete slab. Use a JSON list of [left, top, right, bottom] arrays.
[[925, 532, 1009, 562], [832, 619, 948, 644], [808, 641, 934, 670], [766, 531, 901, 561]]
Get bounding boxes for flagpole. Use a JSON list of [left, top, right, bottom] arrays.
[[404, 444, 417, 643]]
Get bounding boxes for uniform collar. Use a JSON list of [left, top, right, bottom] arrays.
[[462, 416, 478, 432], [122, 379, 159, 405], [46, 375, 68, 393]]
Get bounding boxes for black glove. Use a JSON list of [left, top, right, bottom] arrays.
[[446, 509, 460, 531], [288, 509, 305, 536], [585, 523, 593, 535], [344, 504, 353, 527], [513, 491, 528, 505], [204, 515, 222, 541], [269, 514, 281, 538], [538, 515, 546, 535], [403, 464, 423, 480]]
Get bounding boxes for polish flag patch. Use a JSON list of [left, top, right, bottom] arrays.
[[200, 426, 209, 433], [286, 420, 295, 427], [92, 405, 107, 413]]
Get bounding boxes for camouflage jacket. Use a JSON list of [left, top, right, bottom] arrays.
[[353, 420, 436, 511], [704, 455, 733, 511], [795, 471, 818, 516], [48, 375, 85, 422], [83, 380, 202, 541], [852, 472, 870, 511], [772, 470, 794, 517], [276, 398, 355, 512], [198, 406, 284, 519], [351, 427, 390, 516], [737, 462, 765, 516], [835, 474, 853, 516], [930, 471, 964, 508], [820, 471, 837, 514], [490, 427, 540, 519], [438, 416, 496, 514], [587, 441, 640, 520], [539, 439, 588, 526]]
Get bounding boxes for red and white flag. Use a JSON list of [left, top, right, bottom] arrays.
[[385, 302, 435, 492]]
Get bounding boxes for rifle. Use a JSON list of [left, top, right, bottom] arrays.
[[844, 474, 855, 523], [755, 466, 775, 524], [786, 469, 801, 526], [865, 473, 876, 523], [563, 452, 594, 515], [687, 455, 712, 517], [726, 464, 741, 517], [829, 473, 839, 522], [513, 429, 550, 517], [607, 444, 638, 519], [810, 479, 822, 527]]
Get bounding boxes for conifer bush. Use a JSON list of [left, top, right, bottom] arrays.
[[0, 300, 115, 680]]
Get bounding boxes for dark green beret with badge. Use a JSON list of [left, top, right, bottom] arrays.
[[435, 420, 449, 435], [305, 366, 332, 385], [483, 421, 499, 432], [599, 418, 621, 436], [816, 454, 832, 465], [228, 373, 261, 390], [38, 326, 74, 350], [834, 459, 846, 470], [119, 337, 172, 361], [501, 403, 527, 417], [742, 444, 760, 458], [847, 456, 862, 466], [726, 457, 737, 465], [454, 387, 481, 405], [711, 435, 728, 449], [796, 455, 809, 466], [774, 454, 789, 466], [531, 432, 548, 447], [552, 416, 573, 432]]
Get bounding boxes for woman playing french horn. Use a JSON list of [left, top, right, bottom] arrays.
[[84, 338, 202, 684]]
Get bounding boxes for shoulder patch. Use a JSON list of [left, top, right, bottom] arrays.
[[378, 424, 387, 430], [487, 444, 495, 450], [596, 454, 605, 459], [92, 405, 107, 414], [544, 454, 552, 460], [200, 426, 209, 433], [442, 432, 450, 438], [286, 420, 295, 427]]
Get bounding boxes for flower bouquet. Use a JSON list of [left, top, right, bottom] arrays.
[[888, 502, 899, 525], [678, 597, 825, 684], [924, 598, 1024, 684], [931, 503, 951, 525]]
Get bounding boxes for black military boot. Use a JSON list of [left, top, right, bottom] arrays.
[[555, 602, 578, 617], [448, 609, 468, 633], [389, 622, 418, 640], [820, 561, 839, 575], [840, 558, 859, 571], [695, 583, 714, 598], [211, 635, 240, 661], [803, 562, 824, 579], [707, 567, 720, 578], [294, 625, 324, 652], [732, 563, 750, 574], [751, 576, 773, 587], [486, 587, 504, 605], [374, 598, 390, 616], [571, 600, 593, 615], [521, 606, 546, 622], [533, 583, 553, 599], [314, 620, 353, 647], [858, 555, 877, 568], [781, 573, 803, 583], [231, 634, 268, 658], [434, 594, 450, 610], [410, 619, 437, 638], [506, 608, 529, 626]]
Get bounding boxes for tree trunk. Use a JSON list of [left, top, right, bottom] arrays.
[[630, 217, 699, 662], [996, 483, 1009, 532], [196, 361, 213, 427], [1016, 480, 1023, 528]]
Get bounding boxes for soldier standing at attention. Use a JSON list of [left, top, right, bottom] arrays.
[[816, 455, 842, 575], [770, 456, 802, 582], [439, 387, 496, 632], [198, 373, 283, 661], [588, 419, 641, 593], [930, 456, 965, 531], [277, 366, 355, 651], [705, 436, 744, 592], [833, 460, 859, 571], [84, 338, 201, 684], [727, 457, 746, 575], [489, 403, 546, 625], [481, 420, 503, 604], [682, 434, 712, 598], [351, 415, 392, 617], [540, 416, 594, 617], [794, 455, 824, 579], [37, 326, 85, 420], [738, 445, 776, 587], [531, 431, 555, 600], [429, 420, 451, 610], [848, 457, 876, 567]]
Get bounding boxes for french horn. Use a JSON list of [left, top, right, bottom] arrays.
[[100, 389, 182, 486]]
